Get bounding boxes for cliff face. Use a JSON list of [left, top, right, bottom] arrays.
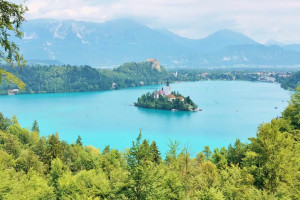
[[147, 59, 161, 72]]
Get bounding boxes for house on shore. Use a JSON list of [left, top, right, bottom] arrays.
[[8, 89, 19, 95]]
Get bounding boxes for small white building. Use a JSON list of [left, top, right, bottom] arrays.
[[8, 89, 19, 95]]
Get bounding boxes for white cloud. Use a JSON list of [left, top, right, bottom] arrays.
[[23, 32, 38, 39], [11, 0, 300, 43]]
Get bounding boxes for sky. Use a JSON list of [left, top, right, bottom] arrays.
[[11, 0, 300, 44]]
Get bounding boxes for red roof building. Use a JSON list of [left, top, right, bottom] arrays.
[[156, 87, 165, 96], [177, 96, 184, 101]]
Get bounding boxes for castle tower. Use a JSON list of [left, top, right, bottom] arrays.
[[165, 81, 171, 95]]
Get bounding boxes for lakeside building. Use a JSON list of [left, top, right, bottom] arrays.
[[258, 76, 276, 83], [8, 89, 19, 95]]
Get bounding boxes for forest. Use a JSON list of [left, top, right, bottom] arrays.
[[1, 63, 299, 95], [276, 71, 300, 90], [135, 91, 198, 111], [0, 62, 173, 95], [0, 87, 299, 199]]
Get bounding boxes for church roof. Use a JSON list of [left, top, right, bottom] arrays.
[[177, 96, 184, 100], [167, 94, 175, 98], [157, 90, 165, 95]]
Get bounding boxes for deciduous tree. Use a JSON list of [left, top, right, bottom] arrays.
[[0, 0, 27, 89]]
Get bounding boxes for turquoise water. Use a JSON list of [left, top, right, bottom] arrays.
[[0, 81, 291, 155]]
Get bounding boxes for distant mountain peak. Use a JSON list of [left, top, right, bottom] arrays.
[[265, 39, 283, 46], [194, 29, 260, 53], [205, 29, 258, 44]]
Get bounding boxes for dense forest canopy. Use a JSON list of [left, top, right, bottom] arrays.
[[0, 62, 174, 95], [1, 62, 299, 95], [0, 87, 299, 199], [276, 71, 300, 90]]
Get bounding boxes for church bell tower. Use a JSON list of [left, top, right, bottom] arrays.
[[165, 81, 171, 95]]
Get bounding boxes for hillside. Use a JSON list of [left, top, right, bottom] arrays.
[[0, 61, 173, 94], [276, 71, 300, 90]]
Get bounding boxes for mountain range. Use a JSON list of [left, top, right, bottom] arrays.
[[15, 18, 300, 68]]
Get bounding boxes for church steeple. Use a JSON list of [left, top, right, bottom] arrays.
[[165, 81, 171, 95]]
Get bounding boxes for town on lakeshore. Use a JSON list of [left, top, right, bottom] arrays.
[[134, 81, 200, 111]]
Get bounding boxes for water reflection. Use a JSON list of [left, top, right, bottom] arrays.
[[136, 106, 194, 119]]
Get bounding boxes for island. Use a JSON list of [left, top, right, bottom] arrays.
[[134, 81, 199, 111]]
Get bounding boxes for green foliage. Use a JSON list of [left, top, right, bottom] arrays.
[[0, 169, 54, 200], [277, 71, 300, 90], [15, 149, 45, 174], [0, 89, 299, 199], [150, 141, 161, 164], [75, 135, 82, 146], [244, 118, 300, 198], [203, 145, 212, 160], [0, 62, 174, 94], [227, 139, 248, 166], [0, 0, 27, 89], [282, 86, 300, 129], [135, 91, 198, 111], [0, 112, 11, 130], [31, 120, 39, 133]]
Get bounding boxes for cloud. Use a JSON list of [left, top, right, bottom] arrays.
[[11, 0, 300, 43]]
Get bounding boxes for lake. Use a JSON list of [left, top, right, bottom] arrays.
[[0, 81, 291, 155]]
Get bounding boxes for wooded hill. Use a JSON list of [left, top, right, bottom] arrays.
[[0, 62, 173, 95], [1, 62, 299, 95], [276, 71, 300, 90]]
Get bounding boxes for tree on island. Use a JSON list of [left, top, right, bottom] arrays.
[[135, 91, 198, 111]]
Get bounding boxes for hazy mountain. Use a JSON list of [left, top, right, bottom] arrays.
[[18, 18, 193, 67], [16, 18, 300, 67], [283, 44, 300, 52], [265, 39, 284, 46], [194, 29, 259, 53]]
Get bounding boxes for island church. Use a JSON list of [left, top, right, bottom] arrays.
[[155, 81, 183, 101]]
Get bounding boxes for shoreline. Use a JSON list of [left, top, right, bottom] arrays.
[[0, 79, 293, 96]]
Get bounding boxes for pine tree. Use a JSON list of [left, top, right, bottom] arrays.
[[75, 135, 82, 146], [150, 141, 161, 164], [203, 146, 212, 160], [31, 120, 39, 133], [103, 145, 110, 154]]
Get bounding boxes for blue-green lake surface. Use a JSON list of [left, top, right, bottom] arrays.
[[0, 81, 291, 155]]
